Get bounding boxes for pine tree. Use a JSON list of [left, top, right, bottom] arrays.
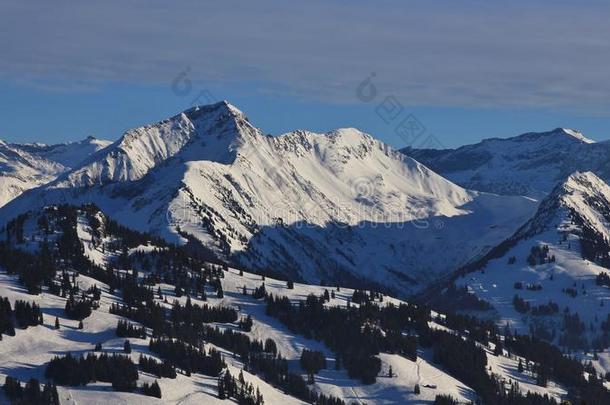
[[24, 378, 41, 403], [300, 349, 326, 383], [150, 380, 162, 398], [3, 376, 23, 402], [54, 317, 60, 329], [142, 380, 162, 398], [78, 320, 83, 329], [494, 340, 503, 356], [536, 366, 549, 387], [414, 384, 420, 395], [518, 358, 524, 373], [41, 382, 60, 405], [388, 365, 393, 378], [240, 315, 253, 332], [218, 374, 226, 399], [264, 338, 277, 355], [256, 387, 263, 405], [124, 340, 132, 354]]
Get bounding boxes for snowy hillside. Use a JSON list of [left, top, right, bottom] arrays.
[[0, 203, 588, 404], [404, 128, 610, 198], [453, 172, 610, 351], [0, 137, 111, 208], [0, 140, 64, 208], [0, 102, 536, 296], [16, 136, 112, 168]]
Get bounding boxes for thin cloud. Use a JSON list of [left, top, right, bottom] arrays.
[[2, 0, 610, 112]]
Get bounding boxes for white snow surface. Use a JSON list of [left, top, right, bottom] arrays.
[[16, 136, 112, 168], [0, 136, 111, 208], [0, 263, 531, 405], [457, 172, 610, 349], [405, 128, 609, 198], [0, 206, 573, 404], [0, 102, 537, 296]]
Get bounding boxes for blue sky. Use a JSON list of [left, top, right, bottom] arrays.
[[2, 0, 610, 148]]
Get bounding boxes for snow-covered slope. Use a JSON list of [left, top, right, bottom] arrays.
[[17, 136, 112, 168], [0, 102, 537, 296], [455, 172, 610, 347], [50, 105, 241, 187], [0, 205, 569, 404], [0, 205, 305, 404], [0, 137, 111, 208], [404, 128, 610, 199], [0, 140, 64, 208]]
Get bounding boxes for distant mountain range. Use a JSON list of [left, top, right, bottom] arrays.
[[0, 136, 111, 207], [3, 104, 610, 299], [0, 102, 536, 296], [403, 128, 610, 199], [2, 103, 610, 403]]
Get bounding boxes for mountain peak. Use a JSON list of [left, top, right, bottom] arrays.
[[511, 127, 594, 145], [404, 125, 606, 198], [558, 171, 608, 198], [539, 171, 610, 237], [327, 127, 370, 140], [183, 100, 247, 123], [52, 101, 260, 187], [565, 170, 601, 183], [504, 170, 610, 245], [553, 128, 595, 144], [180, 100, 257, 144]]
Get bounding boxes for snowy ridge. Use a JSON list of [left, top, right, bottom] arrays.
[[561, 128, 595, 144], [0, 102, 537, 296], [404, 128, 609, 198], [0, 142, 64, 208], [454, 172, 610, 351], [16, 136, 112, 168], [53, 102, 255, 187], [511, 171, 610, 242], [0, 136, 111, 208]]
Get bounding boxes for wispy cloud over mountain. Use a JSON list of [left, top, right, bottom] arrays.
[[3, 1, 610, 111]]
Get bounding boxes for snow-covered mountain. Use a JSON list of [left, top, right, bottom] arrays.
[[16, 136, 112, 168], [0, 102, 536, 296], [404, 128, 610, 199], [453, 171, 610, 347], [512, 171, 610, 243], [0, 137, 111, 208], [0, 141, 64, 208], [0, 203, 583, 404]]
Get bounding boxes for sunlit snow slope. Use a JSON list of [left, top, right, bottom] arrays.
[[405, 128, 610, 199], [0, 102, 536, 295], [456, 172, 610, 346], [0, 137, 111, 208]]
